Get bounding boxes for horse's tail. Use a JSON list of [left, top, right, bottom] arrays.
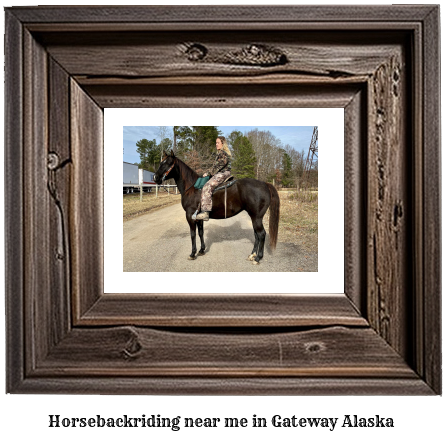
[[266, 182, 280, 252]]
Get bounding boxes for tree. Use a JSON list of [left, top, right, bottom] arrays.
[[281, 152, 293, 187], [305, 158, 318, 188], [246, 128, 283, 181], [228, 130, 243, 159], [174, 126, 222, 173], [157, 126, 173, 157], [174, 126, 193, 158], [173, 126, 179, 153], [185, 149, 205, 175], [135, 138, 150, 169], [147, 139, 162, 170], [159, 137, 172, 155], [275, 168, 282, 187], [231, 134, 256, 179], [136, 138, 162, 171], [193, 126, 221, 152]]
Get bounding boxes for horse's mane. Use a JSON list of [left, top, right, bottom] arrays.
[[174, 156, 199, 184]]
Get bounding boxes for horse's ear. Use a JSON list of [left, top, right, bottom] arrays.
[[162, 151, 168, 160], [170, 150, 175, 158]]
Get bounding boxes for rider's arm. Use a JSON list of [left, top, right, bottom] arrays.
[[208, 151, 229, 176]]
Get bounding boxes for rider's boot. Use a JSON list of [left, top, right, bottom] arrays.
[[195, 211, 210, 221]]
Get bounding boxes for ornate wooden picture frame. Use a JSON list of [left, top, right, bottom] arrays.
[[5, 6, 441, 394]]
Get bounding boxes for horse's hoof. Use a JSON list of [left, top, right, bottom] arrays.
[[252, 260, 260, 265], [188, 255, 197, 260], [198, 251, 205, 256], [247, 253, 256, 261]]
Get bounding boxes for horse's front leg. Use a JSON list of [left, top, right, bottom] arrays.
[[197, 220, 206, 256], [187, 216, 198, 260]]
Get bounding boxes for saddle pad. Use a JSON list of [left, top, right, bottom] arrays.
[[194, 176, 210, 189]]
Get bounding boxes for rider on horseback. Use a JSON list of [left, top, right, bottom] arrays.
[[195, 136, 232, 221]]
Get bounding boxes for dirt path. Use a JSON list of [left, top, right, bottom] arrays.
[[124, 203, 318, 272]]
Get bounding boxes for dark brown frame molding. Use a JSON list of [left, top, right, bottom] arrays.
[[5, 6, 441, 394]]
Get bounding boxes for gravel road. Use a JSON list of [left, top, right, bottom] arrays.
[[123, 203, 318, 272]]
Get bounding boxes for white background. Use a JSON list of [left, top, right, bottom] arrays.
[[1, 1, 442, 438], [105, 108, 344, 293]]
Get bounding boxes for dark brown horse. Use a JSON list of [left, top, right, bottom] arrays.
[[153, 151, 279, 264]]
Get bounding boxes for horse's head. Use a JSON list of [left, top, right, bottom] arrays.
[[153, 150, 176, 184]]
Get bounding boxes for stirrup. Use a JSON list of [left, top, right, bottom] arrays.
[[195, 211, 209, 221]]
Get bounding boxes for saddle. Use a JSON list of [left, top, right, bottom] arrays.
[[213, 175, 236, 192], [192, 176, 236, 220]]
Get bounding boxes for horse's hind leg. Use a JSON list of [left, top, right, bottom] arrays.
[[197, 220, 206, 255], [247, 230, 259, 261], [251, 217, 266, 265]]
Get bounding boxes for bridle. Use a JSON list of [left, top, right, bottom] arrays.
[[161, 162, 175, 182]]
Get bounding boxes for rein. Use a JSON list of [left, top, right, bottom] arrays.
[[158, 182, 196, 196], [160, 159, 197, 195]]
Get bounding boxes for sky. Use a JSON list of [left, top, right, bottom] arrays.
[[123, 126, 316, 164]]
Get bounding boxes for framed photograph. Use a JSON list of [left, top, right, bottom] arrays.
[[5, 5, 440, 394], [107, 108, 342, 295]]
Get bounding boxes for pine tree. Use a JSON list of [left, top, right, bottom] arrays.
[[136, 138, 161, 171], [228, 130, 243, 160], [281, 152, 293, 187], [175, 126, 193, 156], [231, 134, 256, 179], [193, 126, 222, 154], [135, 139, 150, 169], [175, 126, 221, 172]]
